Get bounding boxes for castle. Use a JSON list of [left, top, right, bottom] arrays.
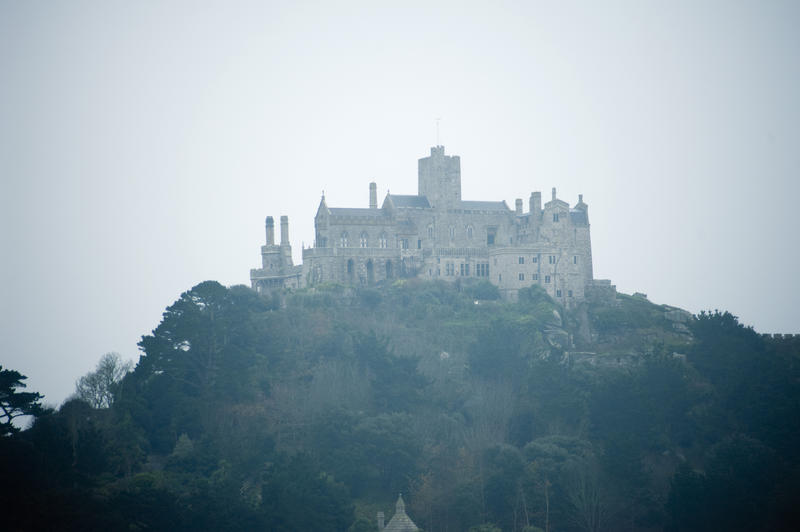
[[251, 145, 595, 306]]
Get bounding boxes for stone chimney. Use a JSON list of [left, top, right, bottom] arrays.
[[515, 198, 523, 215], [377, 511, 385, 531], [265, 216, 275, 246], [370, 182, 377, 209], [552, 187, 557, 201], [530, 192, 541, 214], [280, 215, 289, 246]]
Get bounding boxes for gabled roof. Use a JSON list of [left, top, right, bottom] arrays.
[[385, 194, 431, 208], [461, 200, 509, 211], [383, 495, 419, 532], [328, 207, 385, 217]]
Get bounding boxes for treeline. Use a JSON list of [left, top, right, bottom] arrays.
[[1, 280, 799, 531]]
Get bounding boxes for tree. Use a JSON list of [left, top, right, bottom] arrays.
[[0, 366, 44, 435], [75, 352, 133, 408]]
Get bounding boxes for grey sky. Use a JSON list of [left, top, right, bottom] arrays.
[[2, 0, 799, 406]]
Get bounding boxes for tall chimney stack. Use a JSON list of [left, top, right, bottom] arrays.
[[530, 192, 541, 214], [369, 182, 377, 209], [280, 215, 289, 245], [515, 198, 523, 215], [265, 216, 275, 246], [552, 187, 557, 201]]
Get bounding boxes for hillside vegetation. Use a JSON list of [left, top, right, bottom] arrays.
[[2, 279, 799, 531]]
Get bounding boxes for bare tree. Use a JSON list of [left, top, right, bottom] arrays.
[[75, 352, 133, 408]]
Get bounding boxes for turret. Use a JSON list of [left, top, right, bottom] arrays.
[[280, 215, 289, 246], [370, 182, 377, 208], [265, 216, 275, 246]]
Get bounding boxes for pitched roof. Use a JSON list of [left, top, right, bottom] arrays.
[[387, 194, 431, 208], [461, 200, 509, 211], [383, 495, 419, 532], [328, 207, 385, 217]]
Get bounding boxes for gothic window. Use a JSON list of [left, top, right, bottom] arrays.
[[340, 232, 349, 247], [379, 233, 387, 248], [467, 225, 473, 239], [549, 255, 556, 264], [427, 225, 434, 239], [360, 232, 368, 248], [401, 238, 409, 249], [465, 263, 470, 276]]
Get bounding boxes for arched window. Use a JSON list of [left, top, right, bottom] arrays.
[[360, 232, 368, 248], [379, 233, 388, 248], [427, 225, 434, 239], [340, 232, 349, 247], [466, 225, 473, 239]]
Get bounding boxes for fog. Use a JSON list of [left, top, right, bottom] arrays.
[[2, 0, 798, 406]]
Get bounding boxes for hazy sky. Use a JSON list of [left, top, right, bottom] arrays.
[[2, 0, 799, 407]]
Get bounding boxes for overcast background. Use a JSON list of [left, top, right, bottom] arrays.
[[2, 0, 799, 407]]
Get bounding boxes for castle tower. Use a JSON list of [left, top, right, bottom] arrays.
[[418, 145, 461, 209]]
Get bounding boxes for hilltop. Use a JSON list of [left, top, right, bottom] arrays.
[[1, 279, 799, 531]]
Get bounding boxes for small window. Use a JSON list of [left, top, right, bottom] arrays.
[[519, 273, 524, 281], [568, 290, 573, 297], [556, 289, 562, 297], [553, 213, 559, 222], [360, 233, 368, 248], [467, 225, 473, 239], [518, 256, 524, 264], [449, 226, 455, 239], [340, 232, 349, 247], [532, 256, 538, 263], [487, 233, 495, 245], [549, 255, 556, 264], [573, 255, 578, 264], [428, 225, 434, 239], [460, 263, 465, 276], [545, 275, 551, 283], [533, 273, 539, 281], [465, 263, 470, 276], [401, 238, 409, 249], [417, 239, 422, 249], [379, 233, 387, 248]]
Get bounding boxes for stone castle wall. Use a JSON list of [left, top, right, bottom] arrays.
[[251, 146, 596, 307]]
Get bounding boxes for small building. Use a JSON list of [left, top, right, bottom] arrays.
[[378, 494, 419, 532]]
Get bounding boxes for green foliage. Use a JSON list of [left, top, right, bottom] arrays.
[[3, 281, 800, 531], [0, 366, 44, 435]]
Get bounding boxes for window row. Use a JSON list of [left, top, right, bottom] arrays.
[[517, 255, 579, 265]]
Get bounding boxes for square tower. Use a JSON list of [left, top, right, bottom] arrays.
[[418, 145, 461, 209]]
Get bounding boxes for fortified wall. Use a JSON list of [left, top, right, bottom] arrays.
[[251, 146, 603, 306]]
